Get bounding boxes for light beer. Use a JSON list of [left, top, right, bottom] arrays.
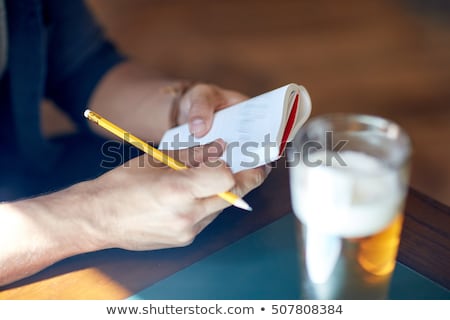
[[290, 150, 407, 299]]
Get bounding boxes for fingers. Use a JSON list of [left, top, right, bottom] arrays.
[[149, 155, 271, 229], [186, 161, 235, 198], [182, 163, 269, 201], [220, 88, 249, 107], [161, 160, 235, 200], [182, 84, 248, 138], [233, 165, 270, 197], [195, 164, 271, 214], [162, 139, 226, 167]]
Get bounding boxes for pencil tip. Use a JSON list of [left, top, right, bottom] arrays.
[[234, 198, 253, 211], [84, 109, 92, 118]]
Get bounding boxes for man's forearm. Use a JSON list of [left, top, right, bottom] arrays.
[[88, 61, 181, 143], [0, 182, 105, 286]]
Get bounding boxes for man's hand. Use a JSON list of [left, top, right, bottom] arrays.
[[89, 141, 267, 251], [176, 83, 248, 137], [0, 142, 268, 286]]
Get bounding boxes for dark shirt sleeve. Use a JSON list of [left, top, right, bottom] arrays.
[[44, 0, 126, 130]]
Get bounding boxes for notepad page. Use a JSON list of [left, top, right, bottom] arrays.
[[159, 84, 310, 173]]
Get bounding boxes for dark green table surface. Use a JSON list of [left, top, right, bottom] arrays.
[[130, 214, 449, 300]]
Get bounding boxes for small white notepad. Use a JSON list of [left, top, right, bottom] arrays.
[[159, 83, 312, 173]]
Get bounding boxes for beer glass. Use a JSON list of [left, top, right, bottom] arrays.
[[288, 114, 411, 299]]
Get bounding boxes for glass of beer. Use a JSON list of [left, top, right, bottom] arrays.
[[288, 114, 411, 299]]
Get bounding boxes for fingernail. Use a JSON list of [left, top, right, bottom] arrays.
[[215, 138, 226, 150], [190, 118, 206, 136], [265, 164, 272, 176]]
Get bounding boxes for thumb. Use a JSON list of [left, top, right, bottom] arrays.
[[180, 84, 224, 138], [187, 95, 216, 138]]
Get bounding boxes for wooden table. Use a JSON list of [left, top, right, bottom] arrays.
[[0, 163, 449, 299]]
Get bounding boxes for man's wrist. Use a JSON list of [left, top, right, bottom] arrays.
[[12, 182, 107, 255]]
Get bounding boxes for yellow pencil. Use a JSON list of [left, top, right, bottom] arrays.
[[84, 109, 252, 211]]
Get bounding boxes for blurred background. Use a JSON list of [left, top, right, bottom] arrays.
[[46, 0, 450, 205]]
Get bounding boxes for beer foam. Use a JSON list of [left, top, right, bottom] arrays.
[[290, 150, 403, 238]]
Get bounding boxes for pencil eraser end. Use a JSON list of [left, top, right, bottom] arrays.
[[84, 109, 92, 118]]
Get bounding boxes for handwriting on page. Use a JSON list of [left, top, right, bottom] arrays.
[[237, 99, 268, 143]]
